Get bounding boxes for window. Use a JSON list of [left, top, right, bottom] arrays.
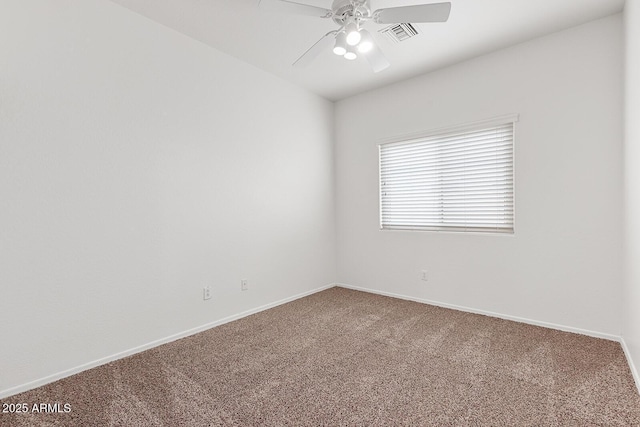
[[379, 115, 517, 233]]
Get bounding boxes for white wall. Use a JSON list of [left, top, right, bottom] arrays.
[[623, 0, 640, 389], [336, 15, 623, 336], [0, 0, 335, 395]]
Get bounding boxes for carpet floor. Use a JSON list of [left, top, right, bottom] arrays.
[[1, 287, 639, 426]]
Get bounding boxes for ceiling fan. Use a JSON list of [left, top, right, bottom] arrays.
[[258, 0, 452, 73]]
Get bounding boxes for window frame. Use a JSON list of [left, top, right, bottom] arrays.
[[378, 114, 518, 235]]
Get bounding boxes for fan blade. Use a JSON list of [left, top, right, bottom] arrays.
[[293, 32, 336, 68], [374, 2, 451, 24], [259, 0, 332, 18], [363, 44, 390, 73]]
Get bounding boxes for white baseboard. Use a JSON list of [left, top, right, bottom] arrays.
[[336, 283, 620, 342], [0, 283, 336, 400], [5, 283, 633, 399], [620, 336, 640, 395]]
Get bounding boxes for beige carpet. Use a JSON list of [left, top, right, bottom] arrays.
[[1, 287, 639, 426]]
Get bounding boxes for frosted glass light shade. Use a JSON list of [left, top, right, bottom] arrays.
[[333, 32, 347, 56], [345, 22, 361, 46], [344, 46, 357, 60], [357, 30, 374, 53]]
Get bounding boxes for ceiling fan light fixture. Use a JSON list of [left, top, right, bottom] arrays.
[[344, 46, 358, 60], [345, 21, 361, 46], [275, 0, 453, 72], [357, 29, 374, 53], [333, 46, 347, 56], [333, 32, 347, 56]]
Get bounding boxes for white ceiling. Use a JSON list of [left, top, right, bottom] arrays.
[[108, 0, 624, 101]]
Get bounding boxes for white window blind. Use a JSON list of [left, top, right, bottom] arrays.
[[379, 118, 515, 233]]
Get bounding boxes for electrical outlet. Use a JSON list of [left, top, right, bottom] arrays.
[[241, 279, 248, 291], [421, 270, 428, 281], [203, 286, 212, 300]]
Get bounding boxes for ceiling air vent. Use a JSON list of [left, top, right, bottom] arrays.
[[378, 23, 419, 43]]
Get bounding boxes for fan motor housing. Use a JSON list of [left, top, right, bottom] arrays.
[[331, 0, 370, 25]]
